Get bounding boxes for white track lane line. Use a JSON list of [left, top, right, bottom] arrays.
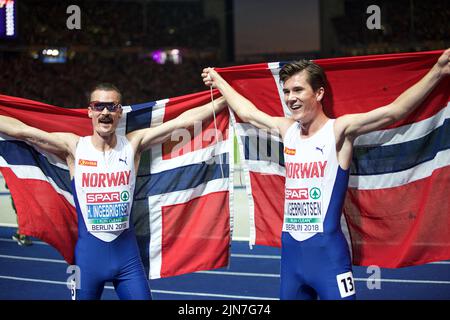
[[0, 254, 66, 263], [1, 254, 449, 285], [231, 254, 450, 265], [0, 238, 47, 245], [1, 237, 449, 266], [0, 275, 277, 300], [198, 270, 450, 284], [232, 254, 280, 259]]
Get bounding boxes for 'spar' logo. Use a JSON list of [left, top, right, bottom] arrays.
[[285, 188, 308, 200], [86, 192, 120, 203]]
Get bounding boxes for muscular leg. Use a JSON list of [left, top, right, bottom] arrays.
[[113, 255, 152, 300], [111, 229, 152, 300], [73, 240, 108, 300], [75, 276, 105, 300], [280, 232, 318, 300], [309, 232, 356, 300]]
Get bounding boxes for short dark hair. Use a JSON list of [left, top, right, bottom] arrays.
[[89, 83, 122, 103], [279, 60, 327, 92]]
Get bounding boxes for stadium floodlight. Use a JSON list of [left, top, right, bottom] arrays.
[[40, 48, 67, 64], [151, 49, 182, 65]]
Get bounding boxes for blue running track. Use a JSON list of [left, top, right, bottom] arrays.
[[0, 227, 449, 300]]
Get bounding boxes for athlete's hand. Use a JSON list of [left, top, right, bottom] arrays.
[[202, 67, 219, 88], [436, 48, 450, 77]]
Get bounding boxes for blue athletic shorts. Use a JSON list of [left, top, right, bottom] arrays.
[[280, 231, 356, 300], [72, 182, 152, 300]]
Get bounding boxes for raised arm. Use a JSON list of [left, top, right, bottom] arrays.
[[202, 67, 293, 137], [127, 96, 228, 153], [338, 48, 450, 139], [0, 115, 78, 159]]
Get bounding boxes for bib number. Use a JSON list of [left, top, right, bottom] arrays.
[[336, 271, 356, 298]]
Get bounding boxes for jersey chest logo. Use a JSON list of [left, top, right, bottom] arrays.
[[284, 147, 296, 155], [78, 159, 97, 167]]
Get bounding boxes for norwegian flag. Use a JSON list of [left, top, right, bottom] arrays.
[[216, 50, 450, 268], [0, 90, 233, 279], [1, 50, 449, 273]]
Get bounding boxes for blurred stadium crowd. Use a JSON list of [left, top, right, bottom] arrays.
[[0, 0, 222, 107], [332, 0, 449, 56], [0, 0, 448, 108]]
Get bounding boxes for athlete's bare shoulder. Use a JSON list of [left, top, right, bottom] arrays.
[[278, 117, 296, 139]]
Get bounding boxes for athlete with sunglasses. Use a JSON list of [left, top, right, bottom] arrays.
[[0, 83, 227, 300]]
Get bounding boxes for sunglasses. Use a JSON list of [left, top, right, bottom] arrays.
[[89, 101, 122, 112]]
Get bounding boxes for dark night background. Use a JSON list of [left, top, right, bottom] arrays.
[[0, 0, 448, 107]]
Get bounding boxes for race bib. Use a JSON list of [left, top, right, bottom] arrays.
[[84, 190, 130, 232], [283, 186, 323, 233], [336, 271, 356, 298]]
